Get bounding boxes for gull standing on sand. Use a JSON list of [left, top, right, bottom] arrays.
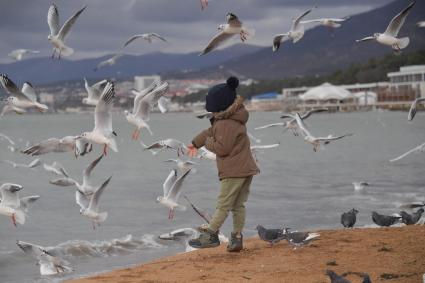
[[272, 7, 315, 52], [79, 81, 117, 155], [300, 17, 349, 29], [94, 54, 124, 71], [157, 169, 191, 219], [47, 4, 87, 58], [8, 49, 40, 61], [390, 141, 425, 162], [78, 176, 112, 229], [125, 81, 169, 140], [123, 33, 167, 47], [407, 97, 425, 121], [356, 1, 415, 51], [143, 138, 187, 156], [200, 13, 254, 55], [16, 241, 73, 276], [0, 183, 26, 226], [83, 78, 108, 106], [2, 158, 42, 169], [0, 74, 48, 113], [21, 136, 91, 157]]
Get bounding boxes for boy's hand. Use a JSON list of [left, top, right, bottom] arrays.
[[187, 144, 198, 158]]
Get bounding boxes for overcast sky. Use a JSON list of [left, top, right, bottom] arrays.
[[0, 0, 390, 63]]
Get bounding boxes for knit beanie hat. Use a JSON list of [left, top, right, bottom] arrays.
[[205, 76, 239, 112]]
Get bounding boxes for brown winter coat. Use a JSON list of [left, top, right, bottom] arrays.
[[192, 96, 259, 180]]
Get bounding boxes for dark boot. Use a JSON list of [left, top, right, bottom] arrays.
[[188, 228, 220, 249], [227, 232, 243, 252]]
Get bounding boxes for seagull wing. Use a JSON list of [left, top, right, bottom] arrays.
[[83, 154, 103, 186], [356, 36, 375, 43], [200, 32, 235, 55], [0, 74, 31, 101], [94, 81, 114, 136], [87, 176, 111, 212], [250, 143, 280, 150], [408, 97, 425, 121], [123, 34, 147, 47], [316, 133, 354, 142], [0, 133, 15, 145], [136, 82, 169, 121], [300, 108, 329, 119], [57, 5, 87, 41], [299, 19, 324, 24], [384, 1, 415, 37], [272, 34, 289, 52], [166, 169, 191, 202], [28, 158, 41, 168], [254, 123, 285, 130], [292, 8, 315, 30], [150, 33, 167, 42], [19, 195, 40, 212], [157, 97, 169, 113], [21, 82, 37, 102], [132, 80, 160, 114], [163, 169, 177, 197], [47, 4, 60, 36], [294, 113, 313, 137], [16, 241, 46, 260], [0, 184, 22, 208], [75, 191, 90, 209], [390, 142, 425, 162]]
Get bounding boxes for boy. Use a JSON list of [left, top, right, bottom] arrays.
[[187, 76, 259, 252]]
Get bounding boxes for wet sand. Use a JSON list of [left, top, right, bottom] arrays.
[[69, 225, 425, 283]]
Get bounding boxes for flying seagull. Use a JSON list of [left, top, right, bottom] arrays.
[[0, 74, 48, 113], [157, 169, 191, 219], [417, 21, 425, 27], [300, 17, 349, 29], [8, 49, 40, 61], [165, 159, 197, 172], [83, 78, 108, 106], [21, 136, 91, 157], [341, 208, 358, 228], [200, 13, 254, 55], [2, 158, 42, 170], [273, 7, 315, 52], [356, 1, 415, 51], [78, 81, 118, 155], [407, 97, 425, 121], [43, 161, 69, 177], [94, 53, 124, 71], [47, 4, 87, 58], [0, 183, 26, 226], [123, 33, 167, 47], [389, 141, 425, 162], [142, 138, 187, 156]]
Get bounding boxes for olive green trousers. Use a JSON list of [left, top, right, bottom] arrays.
[[208, 176, 253, 234]]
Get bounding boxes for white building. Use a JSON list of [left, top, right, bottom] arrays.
[[299, 83, 355, 102], [387, 65, 425, 98], [134, 75, 161, 91]]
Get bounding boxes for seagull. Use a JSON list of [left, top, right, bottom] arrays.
[[157, 169, 191, 219], [83, 78, 108, 106], [43, 161, 69, 177], [157, 96, 170, 113], [142, 138, 187, 156], [407, 97, 425, 121], [79, 81, 118, 155], [352, 182, 369, 192], [250, 143, 280, 162], [372, 211, 401, 227], [21, 136, 91, 157], [78, 176, 112, 229], [195, 146, 216, 161], [16, 241, 73, 275], [293, 112, 353, 151], [325, 270, 351, 283], [0, 74, 48, 113], [356, 1, 415, 51], [123, 33, 167, 47], [125, 81, 169, 140], [256, 225, 286, 246], [273, 7, 315, 52], [200, 0, 208, 10], [390, 141, 425, 162], [164, 159, 197, 172], [300, 17, 349, 29], [400, 208, 424, 225], [0, 104, 26, 116], [0, 133, 15, 146], [282, 228, 320, 248], [0, 183, 26, 226], [8, 49, 40, 61], [47, 4, 87, 59], [2, 158, 42, 169], [194, 111, 213, 119], [417, 21, 425, 27], [256, 109, 328, 136], [341, 208, 358, 228], [94, 54, 123, 71], [200, 13, 254, 55]]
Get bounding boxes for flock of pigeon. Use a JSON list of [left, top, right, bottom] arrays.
[[0, 1, 424, 281]]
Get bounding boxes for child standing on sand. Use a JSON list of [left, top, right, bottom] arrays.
[[187, 76, 259, 252]]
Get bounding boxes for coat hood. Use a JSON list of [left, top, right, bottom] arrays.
[[213, 96, 248, 125]]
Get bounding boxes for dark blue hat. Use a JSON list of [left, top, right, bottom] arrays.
[[205, 77, 239, 112]]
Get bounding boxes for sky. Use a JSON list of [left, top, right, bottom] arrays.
[[0, 0, 390, 63]]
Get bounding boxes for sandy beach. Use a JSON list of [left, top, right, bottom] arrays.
[[68, 225, 425, 283]]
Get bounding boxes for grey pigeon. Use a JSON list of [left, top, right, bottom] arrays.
[[371, 211, 400, 227], [400, 208, 424, 225], [256, 225, 286, 246], [325, 270, 351, 283], [283, 228, 320, 248], [341, 208, 358, 228]]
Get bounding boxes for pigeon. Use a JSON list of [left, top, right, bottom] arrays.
[[371, 211, 401, 227], [341, 208, 358, 228], [325, 270, 352, 283], [283, 228, 320, 248], [356, 1, 415, 52], [123, 33, 167, 47], [83, 78, 108, 106], [47, 4, 87, 58], [400, 208, 424, 225], [8, 49, 40, 61], [256, 225, 286, 246]]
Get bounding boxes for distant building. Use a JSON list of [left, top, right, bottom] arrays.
[[387, 65, 425, 99], [134, 75, 161, 91], [248, 92, 284, 111]]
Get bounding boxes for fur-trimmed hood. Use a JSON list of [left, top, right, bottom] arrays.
[[213, 96, 247, 124]]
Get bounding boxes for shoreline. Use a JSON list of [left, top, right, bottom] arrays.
[[68, 225, 425, 283]]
